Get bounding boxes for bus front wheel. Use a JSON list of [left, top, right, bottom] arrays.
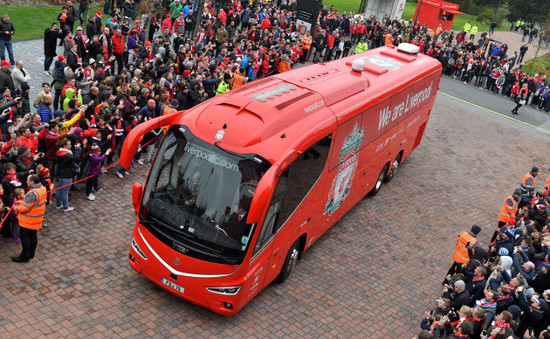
[[276, 240, 300, 283], [369, 164, 389, 196]]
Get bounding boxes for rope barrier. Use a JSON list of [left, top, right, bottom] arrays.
[[0, 134, 159, 229]]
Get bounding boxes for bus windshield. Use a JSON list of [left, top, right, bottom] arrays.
[[140, 125, 271, 265]]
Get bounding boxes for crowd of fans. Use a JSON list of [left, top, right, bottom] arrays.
[[417, 167, 550, 339]]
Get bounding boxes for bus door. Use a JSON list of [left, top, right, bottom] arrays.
[[249, 134, 333, 288]]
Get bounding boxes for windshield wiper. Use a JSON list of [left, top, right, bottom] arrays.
[[214, 142, 256, 160], [207, 247, 241, 265]]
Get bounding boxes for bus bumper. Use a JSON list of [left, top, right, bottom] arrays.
[[128, 232, 244, 316]]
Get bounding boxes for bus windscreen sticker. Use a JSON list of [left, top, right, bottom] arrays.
[[324, 122, 364, 216], [361, 55, 403, 71]]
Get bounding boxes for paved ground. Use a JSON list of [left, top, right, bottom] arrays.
[[0, 39, 550, 338], [489, 30, 548, 62]]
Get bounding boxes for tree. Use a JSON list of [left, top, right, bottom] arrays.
[[135, 0, 167, 40], [506, 0, 550, 23]]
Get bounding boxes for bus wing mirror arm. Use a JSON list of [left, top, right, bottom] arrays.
[[120, 113, 180, 169], [247, 166, 279, 224]]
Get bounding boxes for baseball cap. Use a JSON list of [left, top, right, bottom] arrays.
[[0, 60, 10, 66], [96, 10, 102, 17], [454, 280, 465, 290]]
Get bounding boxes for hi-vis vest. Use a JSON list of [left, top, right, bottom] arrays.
[[162, 105, 177, 133], [277, 59, 290, 73], [230, 73, 246, 89], [15, 186, 47, 230], [498, 194, 518, 223], [545, 172, 550, 190], [520, 172, 536, 194], [454, 232, 477, 264], [216, 81, 230, 96], [355, 41, 368, 54]]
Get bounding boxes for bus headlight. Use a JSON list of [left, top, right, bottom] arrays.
[[205, 286, 241, 295], [132, 238, 148, 260]]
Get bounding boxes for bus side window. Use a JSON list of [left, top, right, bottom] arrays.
[[252, 134, 332, 256], [274, 134, 332, 231]]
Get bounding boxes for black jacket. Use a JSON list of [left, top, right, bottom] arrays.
[[67, 51, 80, 71], [86, 19, 97, 38], [0, 20, 15, 41], [44, 28, 61, 57], [55, 147, 81, 179], [0, 69, 15, 94]]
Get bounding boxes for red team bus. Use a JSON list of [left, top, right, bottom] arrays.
[[120, 43, 442, 315]]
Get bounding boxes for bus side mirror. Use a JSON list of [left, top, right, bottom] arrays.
[[247, 166, 278, 224], [132, 182, 143, 216]]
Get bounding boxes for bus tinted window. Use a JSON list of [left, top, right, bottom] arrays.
[[254, 134, 332, 254]]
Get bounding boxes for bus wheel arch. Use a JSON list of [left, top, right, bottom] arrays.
[[369, 163, 390, 196], [276, 237, 302, 283], [384, 151, 403, 183]]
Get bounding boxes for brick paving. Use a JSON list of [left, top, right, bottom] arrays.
[[488, 30, 548, 62], [0, 38, 549, 338]]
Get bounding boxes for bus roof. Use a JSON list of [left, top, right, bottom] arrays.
[[178, 45, 441, 165]]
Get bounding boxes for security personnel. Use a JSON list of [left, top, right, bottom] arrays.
[[545, 167, 550, 190], [519, 166, 539, 195], [12, 175, 47, 263], [384, 31, 394, 46], [498, 189, 520, 228], [277, 55, 291, 73], [463, 21, 471, 34], [216, 73, 231, 96], [230, 68, 247, 89], [470, 24, 478, 39], [299, 32, 312, 63], [162, 99, 178, 134], [445, 224, 481, 278], [355, 37, 368, 54]]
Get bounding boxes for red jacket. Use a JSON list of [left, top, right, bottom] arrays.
[[111, 34, 125, 54], [16, 135, 39, 156], [45, 131, 68, 161]]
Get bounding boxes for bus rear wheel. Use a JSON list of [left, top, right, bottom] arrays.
[[369, 164, 389, 196], [276, 240, 300, 283], [384, 153, 402, 183]]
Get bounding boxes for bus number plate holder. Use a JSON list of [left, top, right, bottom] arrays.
[[161, 278, 185, 294]]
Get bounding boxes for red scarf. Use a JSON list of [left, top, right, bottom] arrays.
[[472, 276, 484, 282], [497, 294, 510, 301], [83, 67, 92, 81], [494, 320, 510, 328], [101, 35, 109, 55], [5, 173, 21, 187], [479, 300, 496, 308]]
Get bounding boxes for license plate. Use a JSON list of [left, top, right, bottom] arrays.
[[161, 278, 185, 294]]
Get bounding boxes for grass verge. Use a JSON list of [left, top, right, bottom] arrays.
[[3, 5, 101, 41], [523, 53, 550, 77]]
